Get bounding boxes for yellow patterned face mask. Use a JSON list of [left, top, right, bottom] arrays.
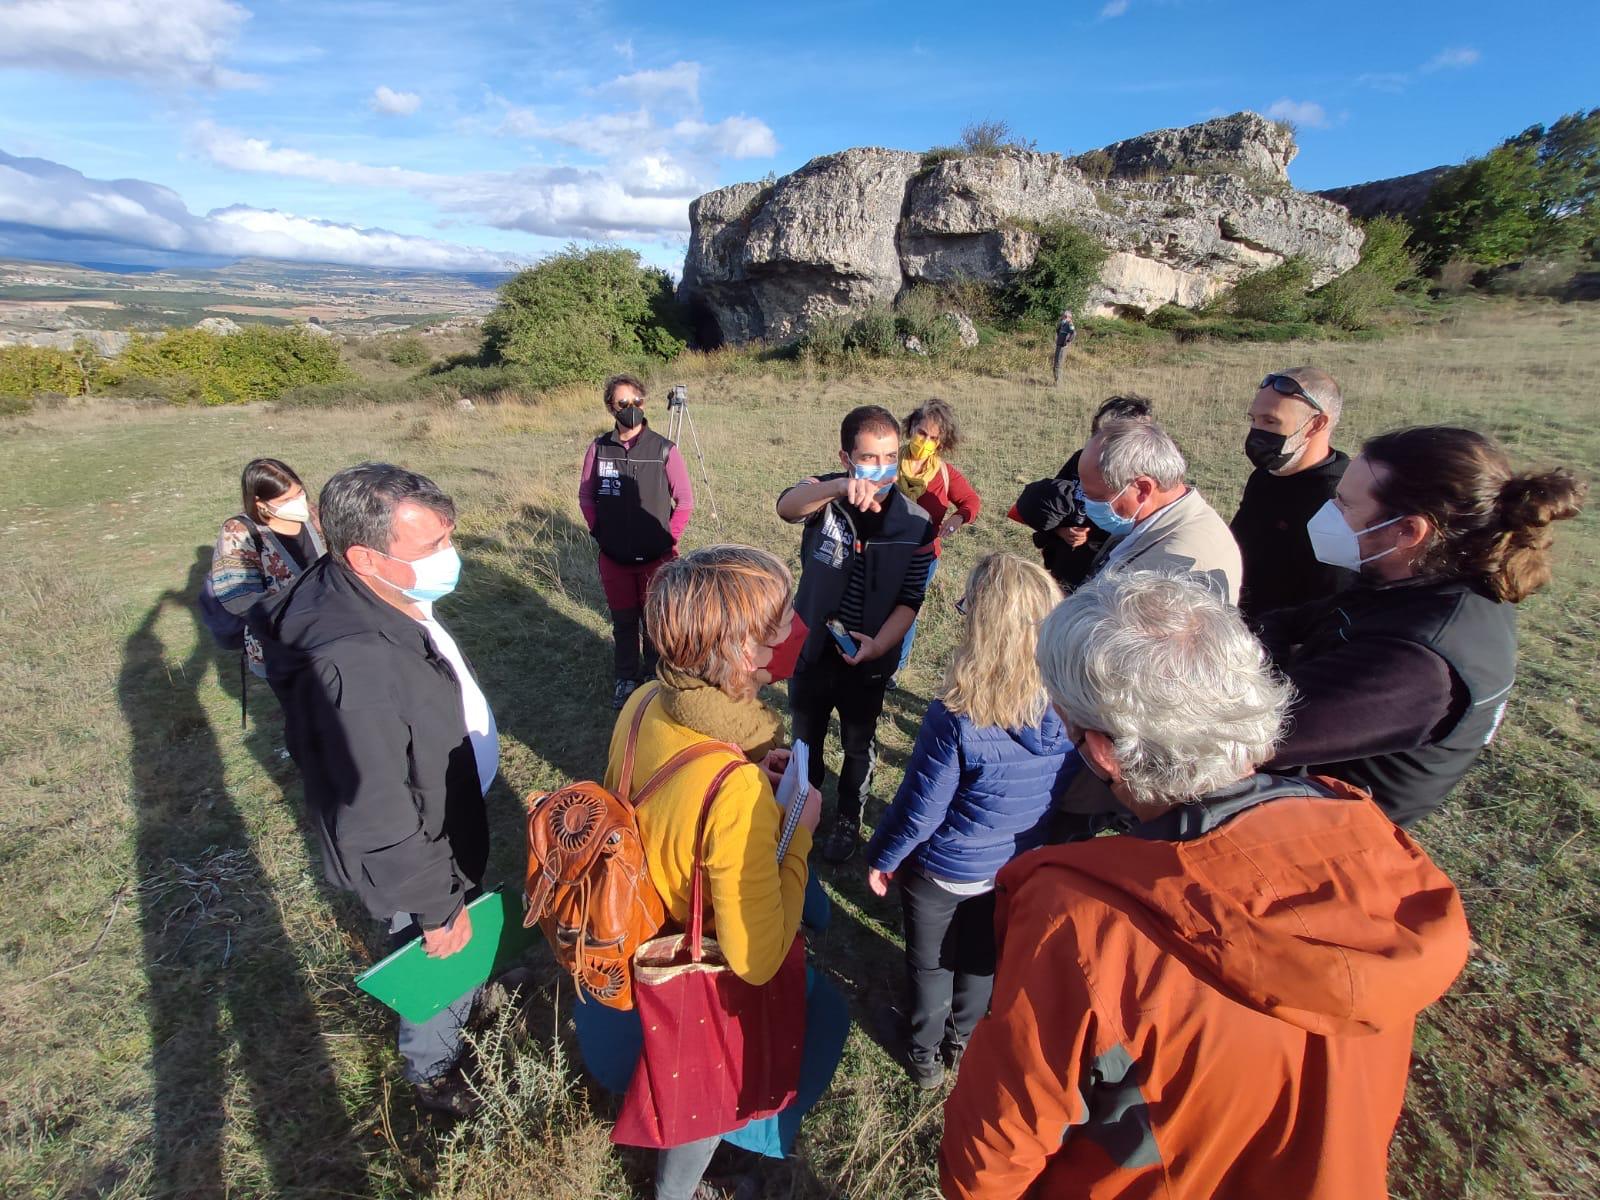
[[897, 437, 942, 500]]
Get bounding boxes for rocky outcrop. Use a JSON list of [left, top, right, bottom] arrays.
[[194, 316, 242, 336], [1317, 166, 1452, 223], [0, 329, 130, 356], [681, 112, 1365, 344]]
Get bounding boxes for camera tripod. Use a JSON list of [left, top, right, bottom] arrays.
[[664, 384, 722, 530]]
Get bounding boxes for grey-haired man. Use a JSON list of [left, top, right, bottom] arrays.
[[253, 462, 498, 1117]]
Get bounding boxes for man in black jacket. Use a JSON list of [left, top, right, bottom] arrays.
[[778, 405, 936, 864], [1231, 367, 1355, 619], [253, 462, 498, 1116]]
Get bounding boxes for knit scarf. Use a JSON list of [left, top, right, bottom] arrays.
[[657, 674, 784, 761], [897, 443, 944, 502]]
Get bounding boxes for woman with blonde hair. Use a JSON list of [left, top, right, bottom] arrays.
[[573, 544, 848, 1200], [865, 552, 1074, 1088]]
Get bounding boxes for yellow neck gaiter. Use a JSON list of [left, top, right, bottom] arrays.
[[897, 436, 942, 501]]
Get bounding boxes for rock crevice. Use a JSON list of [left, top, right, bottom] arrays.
[[681, 112, 1364, 344]]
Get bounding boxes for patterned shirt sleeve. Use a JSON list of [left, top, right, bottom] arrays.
[[211, 518, 267, 616]]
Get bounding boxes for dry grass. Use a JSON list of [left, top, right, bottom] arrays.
[[0, 297, 1596, 1198]]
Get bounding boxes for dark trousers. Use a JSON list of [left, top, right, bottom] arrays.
[[788, 653, 889, 826], [900, 870, 997, 1064], [597, 552, 671, 680]]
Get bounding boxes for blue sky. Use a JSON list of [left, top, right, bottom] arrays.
[[0, 0, 1594, 275]]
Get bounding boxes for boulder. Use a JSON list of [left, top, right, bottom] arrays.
[[194, 316, 241, 336], [0, 329, 130, 356], [681, 112, 1365, 342], [943, 310, 980, 348]]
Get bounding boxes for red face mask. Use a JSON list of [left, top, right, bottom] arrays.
[[763, 613, 809, 682]]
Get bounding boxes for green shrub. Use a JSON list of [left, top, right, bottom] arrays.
[[1224, 256, 1314, 323], [894, 288, 961, 356], [98, 326, 347, 405], [1005, 221, 1109, 324], [1310, 268, 1394, 330], [844, 305, 898, 357], [0, 344, 89, 400], [1146, 303, 1197, 331], [1357, 216, 1422, 289], [481, 245, 686, 391], [794, 313, 851, 362], [387, 335, 431, 368], [1175, 316, 1321, 343], [1076, 150, 1113, 182]]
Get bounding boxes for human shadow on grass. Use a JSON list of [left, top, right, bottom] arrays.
[[121, 551, 370, 1200]]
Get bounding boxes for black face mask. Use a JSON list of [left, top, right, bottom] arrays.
[[1244, 423, 1312, 472], [615, 405, 645, 430]]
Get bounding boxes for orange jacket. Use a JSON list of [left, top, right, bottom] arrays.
[[939, 775, 1469, 1200]]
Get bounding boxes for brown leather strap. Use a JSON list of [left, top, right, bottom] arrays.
[[687, 758, 755, 962], [618, 683, 662, 804], [630, 740, 741, 810]]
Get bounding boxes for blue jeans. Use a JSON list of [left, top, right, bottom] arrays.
[[896, 554, 939, 676], [388, 912, 479, 1084]]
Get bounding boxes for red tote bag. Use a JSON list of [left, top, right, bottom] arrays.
[[611, 759, 808, 1150]]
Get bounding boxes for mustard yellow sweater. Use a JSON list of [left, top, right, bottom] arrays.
[[606, 687, 813, 986]]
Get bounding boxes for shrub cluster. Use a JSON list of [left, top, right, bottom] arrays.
[[0, 344, 90, 408], [481, 245, 686, 390], [96, 326, 347, 405], [1004, 220, 1108, 324]]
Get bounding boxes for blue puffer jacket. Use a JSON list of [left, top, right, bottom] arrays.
[[866, 699, 1078, 883]]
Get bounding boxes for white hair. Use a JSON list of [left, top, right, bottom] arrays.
[[1095, 419, 1187, 491], [1036, 569, 1290, 811]]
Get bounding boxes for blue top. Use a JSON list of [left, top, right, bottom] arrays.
[[865, 699, 1078, 883]]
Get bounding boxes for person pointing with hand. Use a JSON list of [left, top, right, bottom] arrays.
[[777, 405, 936, 864]]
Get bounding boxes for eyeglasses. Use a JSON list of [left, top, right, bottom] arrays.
[[954, 595, 970, 616], [1260, 374, 1324, 413], [612, 396, 644, 408]]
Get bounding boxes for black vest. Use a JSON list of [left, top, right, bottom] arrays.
[[790, 474, 932, 678], [1301, 578, 1517, 826], [591, 425, 676, 564]]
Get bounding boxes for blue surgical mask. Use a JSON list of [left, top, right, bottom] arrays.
[[1078, 482, 1136, 536], [852, 461, 898, 496], [378, 544, 462, 603]]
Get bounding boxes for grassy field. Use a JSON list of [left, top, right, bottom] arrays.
[[1, 298, 1596, 1199]]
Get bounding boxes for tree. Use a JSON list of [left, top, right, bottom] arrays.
[[1004, 222, 1108, 323], [481, 245, 685, 388], [1416, 108, 1600, 266]]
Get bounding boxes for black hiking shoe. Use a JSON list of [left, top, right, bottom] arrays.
[[414, 1067, 482, 1119], [942, 1037, 967, 1073], [909, 1054, 945, 1090], [611, 677, 641, 710], [819, 819, 860, 865]]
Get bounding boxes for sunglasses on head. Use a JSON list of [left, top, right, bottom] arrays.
[[954, 594, 970, 616], [1260, 374, 1324, 412]]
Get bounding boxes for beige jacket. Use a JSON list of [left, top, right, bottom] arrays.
[[1093, 487, 1243, 604]]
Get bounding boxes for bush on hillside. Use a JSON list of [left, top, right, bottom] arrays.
[[481, 246, 686, 391], [1356, 215, 1422, 289], [1310, 268, 1394, 331], [1005, 221, 1108, 324], [387, 335, 431, 368], [843, 305, 898, 357], [923, 119, 1036, 167], [96, 327, 347, 405], [893, 288, 964, 356], [0, 344, 90, 402], [1223, 256, 1314, 323]]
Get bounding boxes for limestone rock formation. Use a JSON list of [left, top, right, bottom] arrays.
[[194, 316, 242, 336], [681, 112, 1364, 345], [0, 329, 130, 356]]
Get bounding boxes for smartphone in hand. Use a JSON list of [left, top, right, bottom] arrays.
[[825, 618, 859, 658]]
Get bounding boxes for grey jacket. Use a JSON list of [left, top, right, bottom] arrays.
[[1092, 488, 1243, 605]]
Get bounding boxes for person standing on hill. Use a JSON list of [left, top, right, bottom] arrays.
[[777, 405, 937, 864], [891, 398, 981, 686], [1259, 425, 1587, 826], [578, 374, 695, 710], [1051, 309, 1076, 384], [252, 463, 499, 1118], [1231, 368, 1355, 620]]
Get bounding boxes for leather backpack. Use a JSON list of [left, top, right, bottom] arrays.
[[522, 684, 744, 1010]]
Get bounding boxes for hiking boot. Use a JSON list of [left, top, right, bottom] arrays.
[[611, 677, 641, 710], [819, 819, 860, 865], [908, 1053, 945, 1091], [414, 1067, 482, 1119]]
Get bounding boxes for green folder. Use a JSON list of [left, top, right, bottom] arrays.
[[355, 888, 540, 1023]]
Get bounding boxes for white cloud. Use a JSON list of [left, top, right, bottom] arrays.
[[1265, 98, 1329, 129], [1355, 71, 1411, 94], [1100, 0, 1131, 16], [371, 85, 422, 117], [0, 0, 258, 89], [598, 60, 701, 108], [672, 116, 779, 160], [1424, 46, 1480, 71], [613, 39, 635, 65], [0, 149, 510, 270], [192, 122, 699, 240]]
